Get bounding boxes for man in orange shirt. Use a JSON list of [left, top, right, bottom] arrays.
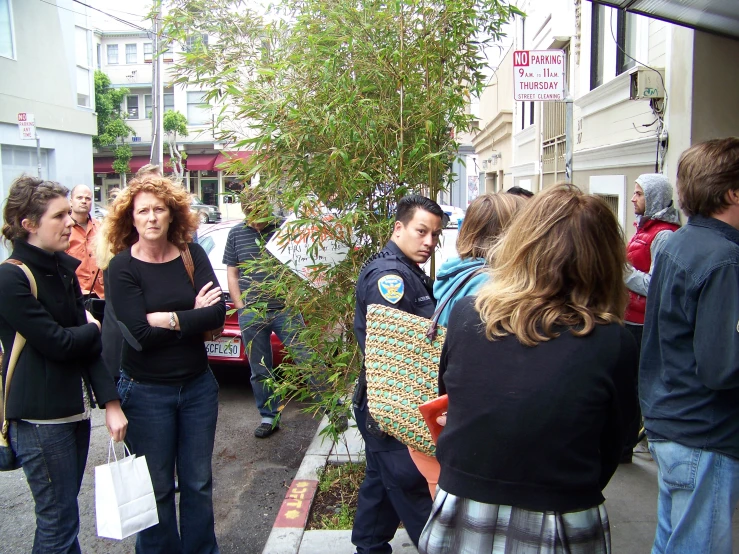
[[66, 184, 104, 298]]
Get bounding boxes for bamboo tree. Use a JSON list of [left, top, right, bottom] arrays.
[[162, 0, 521, 436]]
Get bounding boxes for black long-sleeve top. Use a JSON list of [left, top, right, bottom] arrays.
[[436, 296, 638, 513], [0, 240, 118, 419], [108, 243, 226, 385]]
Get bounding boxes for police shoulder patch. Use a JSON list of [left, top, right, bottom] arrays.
[[377, 274, 404, 304]]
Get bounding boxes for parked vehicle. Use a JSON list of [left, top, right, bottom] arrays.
[[439, 204, 465, 228], [197, 220, 285, 367], [191, 196, 222, 224]]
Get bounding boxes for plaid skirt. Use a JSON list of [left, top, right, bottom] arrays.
[[418, 488, 611, 554]]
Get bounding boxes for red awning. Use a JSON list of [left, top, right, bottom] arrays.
[[93, 155, 172, 174], [215, 150, 253, 170], [185, 154, 218, 171]]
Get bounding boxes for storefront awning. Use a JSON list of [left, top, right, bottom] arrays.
[[185, 154, 218, 171], [589, 0, 739, 40], [93, 155, 172, 174], [215, 150, 254, 170]]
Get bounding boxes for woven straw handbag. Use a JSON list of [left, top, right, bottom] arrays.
[[364, 268, 482, 456]]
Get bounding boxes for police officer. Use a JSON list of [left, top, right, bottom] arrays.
[[352, 194, 445, 553]]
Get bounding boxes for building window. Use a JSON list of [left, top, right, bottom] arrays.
[[126, 43, 137, 64], [107, 44, 118, 64], [184, 33, 209, 52], [75, 26, 92, 107], [144, 94, 152, 118], [616, 10, 637, 75], [0, 0, 14, 59], [187, 91, 210, 125], [164, 92, 174, 112], [144, 42, 152, 62], [590, 3, 606, 90], [161, 47, 173, 63], [96, 43, 101, 69], [125, 95, 139, 119], [529, 101, 535, 126]]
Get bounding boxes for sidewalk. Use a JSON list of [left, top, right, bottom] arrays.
[[265, 420, 739, 553]]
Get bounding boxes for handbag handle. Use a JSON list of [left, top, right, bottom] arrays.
[[426, 267, 484, 340], [0, 260, 38, 440], [180, 244, 196, 289], [85, 269, 101, 300]]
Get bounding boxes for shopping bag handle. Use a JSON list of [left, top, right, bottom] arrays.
[[107, 438, 132, 463]]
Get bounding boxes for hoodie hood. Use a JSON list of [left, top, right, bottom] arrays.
[[636, 173, 681, 226]]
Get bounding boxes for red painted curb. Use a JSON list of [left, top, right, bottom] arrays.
[[273, 479, 319, 529]]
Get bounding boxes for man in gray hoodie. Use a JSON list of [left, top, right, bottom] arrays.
[[622, 173, 681, 462]]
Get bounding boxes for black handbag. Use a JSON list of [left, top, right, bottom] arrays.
[[0, 260, 37, 471], [83, 270, 105, 324]]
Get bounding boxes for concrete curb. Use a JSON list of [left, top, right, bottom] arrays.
[[262, 417, 364, 554]]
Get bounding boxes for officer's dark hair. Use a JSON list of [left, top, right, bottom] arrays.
[[506, 186, 534, 198], [395, 194, 444, 225]]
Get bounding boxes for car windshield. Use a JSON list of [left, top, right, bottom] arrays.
[[192, 196, 204, 205], [198, 227, 231, 270]]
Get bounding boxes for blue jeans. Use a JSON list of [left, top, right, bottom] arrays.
[[238, 308, 310, 422], [10, 419, 91, 554], [118, 369, 220, 554], [649, 439, 739, 554]]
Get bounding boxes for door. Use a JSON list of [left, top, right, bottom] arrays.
[[201, 179, 218, 206]]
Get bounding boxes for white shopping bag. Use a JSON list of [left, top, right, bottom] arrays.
[[95, 439, 159, 540]]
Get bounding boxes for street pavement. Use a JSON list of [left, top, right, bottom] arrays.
[[0, 367, 320, 554]]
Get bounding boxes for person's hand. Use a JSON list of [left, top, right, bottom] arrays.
[[104, 400, 128, 442], [436, 414, 447, 427], [194, 281, 222, 309], [85, 310, 101, 331]]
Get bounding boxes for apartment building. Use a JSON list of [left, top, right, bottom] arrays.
[[469, 0, 739, 236], [93, 29, 251, 219], [0, 0, 98, 258]]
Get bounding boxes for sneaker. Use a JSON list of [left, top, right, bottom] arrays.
[[255, 422, 280, 438]]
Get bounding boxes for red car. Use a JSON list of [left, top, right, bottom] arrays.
[[197, 220, 286, 367]]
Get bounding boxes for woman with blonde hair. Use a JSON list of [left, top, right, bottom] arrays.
[[106, 175, 225, 553], [419, 184, 638, 554]]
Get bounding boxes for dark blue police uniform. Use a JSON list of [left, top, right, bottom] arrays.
[[352, 240, 435, 553]]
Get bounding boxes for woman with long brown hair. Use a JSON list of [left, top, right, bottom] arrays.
[[419, 184, 638, 554], [105, 175, 225, 553]]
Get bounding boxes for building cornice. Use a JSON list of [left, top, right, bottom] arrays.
[[573, 136, 658, 171], [513, 124, 537, 147], [511, 161, 538, 177], [472, 110, 513, 151], [574, 70, 631, 117]]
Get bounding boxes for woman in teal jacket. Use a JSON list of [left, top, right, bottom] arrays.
[[411, 192, 526, 498], [433, 193, 526, 327]]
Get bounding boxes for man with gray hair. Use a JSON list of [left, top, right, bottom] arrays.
[[622, 173, 681, 462]]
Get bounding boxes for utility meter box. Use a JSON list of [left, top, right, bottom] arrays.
[[630, 67, 666, 100]]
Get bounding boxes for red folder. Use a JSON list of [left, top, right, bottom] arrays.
[[418, 394, 448, 444]]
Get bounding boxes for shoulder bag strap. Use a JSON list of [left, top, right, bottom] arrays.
[[1, 260, 37, 440], [426, 267, 484, 340], [180, 244, 196, 289], [85, 269, 101, 300]]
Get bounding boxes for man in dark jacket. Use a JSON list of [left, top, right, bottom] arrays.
[[641, 138, 739, 554], [352, 194, 444, 554]]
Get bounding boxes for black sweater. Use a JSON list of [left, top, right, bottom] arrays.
[[108, 243, 226, 385], [0, 240, 118, 420], [437, 296, 638, 513]]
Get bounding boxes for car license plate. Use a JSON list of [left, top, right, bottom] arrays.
[[205, 337, 240, 358]]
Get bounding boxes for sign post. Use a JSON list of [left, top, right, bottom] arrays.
[[513, 50, 573, 181], [17, 113, 42, 177]]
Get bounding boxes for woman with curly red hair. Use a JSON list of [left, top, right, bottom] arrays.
[[106, 176, 225, 553]]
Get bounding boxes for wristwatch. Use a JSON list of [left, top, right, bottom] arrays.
[[169, 312, 176, 331]]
